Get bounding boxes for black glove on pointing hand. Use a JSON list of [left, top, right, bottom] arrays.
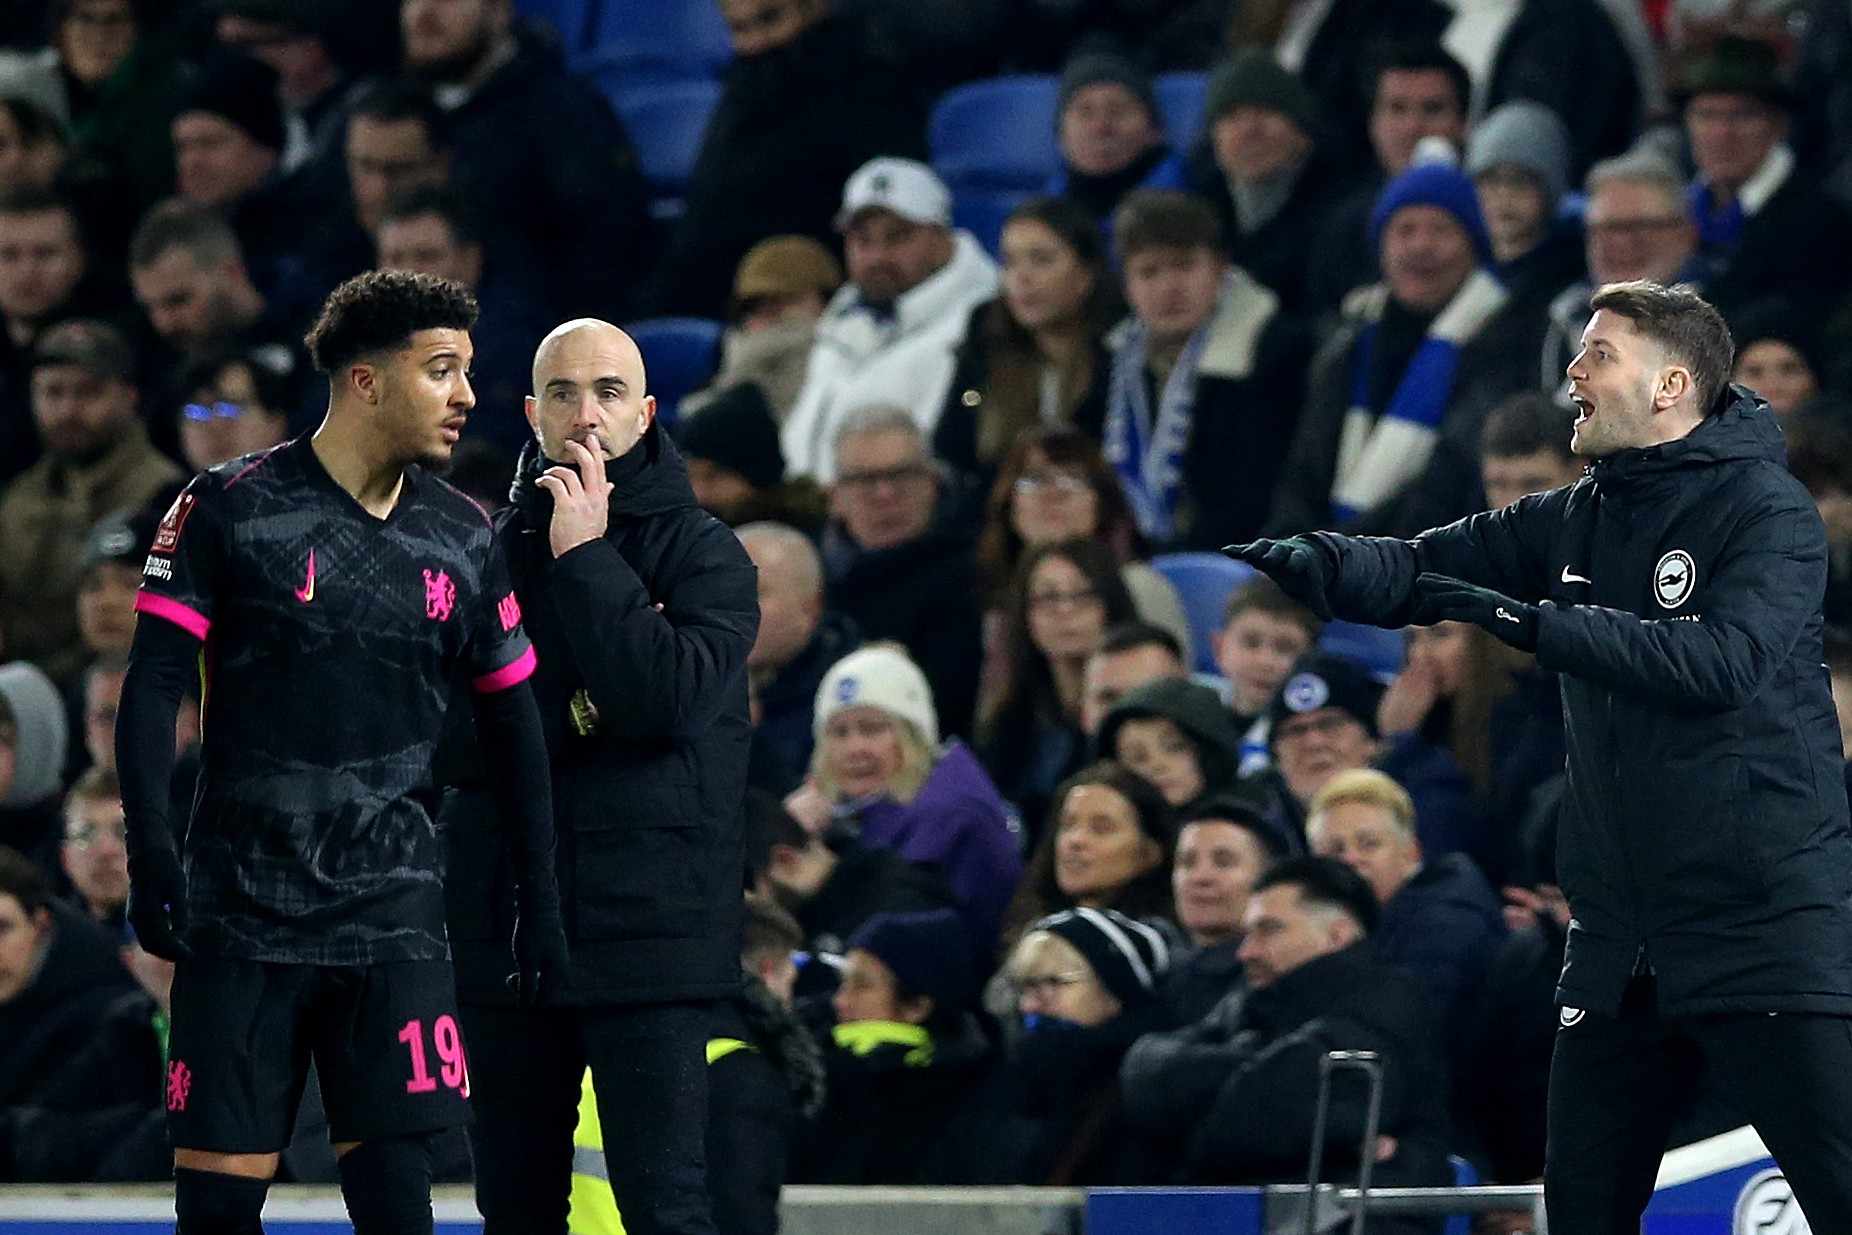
[[1223, 537, 1336, 621], [126, 849, 192, 961], [1414, 573, 1541, 652]]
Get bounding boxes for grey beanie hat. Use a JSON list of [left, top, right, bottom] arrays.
[[0, 661, 68, 807], [1465, 101, 1571, 209]]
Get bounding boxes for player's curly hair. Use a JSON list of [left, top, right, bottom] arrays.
[[304, 269, 479, 374]]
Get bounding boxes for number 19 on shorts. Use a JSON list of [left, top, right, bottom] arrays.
[[399, 1015, 470, 1098]]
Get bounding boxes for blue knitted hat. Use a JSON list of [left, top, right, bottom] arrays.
[[1369, 145, 1493, 266]]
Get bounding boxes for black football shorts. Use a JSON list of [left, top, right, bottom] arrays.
[[165, 954, 473, 1152]]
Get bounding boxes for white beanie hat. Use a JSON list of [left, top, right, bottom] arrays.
[[814, 644, 939, 747]]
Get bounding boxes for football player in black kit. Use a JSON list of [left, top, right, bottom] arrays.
[[117, 270, 569, 1235]]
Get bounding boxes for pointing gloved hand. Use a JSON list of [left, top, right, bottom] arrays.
[[1413, 572, 1540, 653], [511, 890, 570, 1008], [126, 848, 192, 961], [1223, 537, 1337, 621]]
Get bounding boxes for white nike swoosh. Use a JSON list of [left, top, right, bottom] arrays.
[[1560, 567, 1591, 585]]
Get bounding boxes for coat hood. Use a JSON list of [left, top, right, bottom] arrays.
[[510, 420, 699, 521], [1097, 677, 1243, 793], [0, 662, 67, 806]]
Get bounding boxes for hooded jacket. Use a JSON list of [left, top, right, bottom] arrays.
[[1376, 852, 1507, 1029], [1097, 677, 1243, 806], [0, 662, 70, 879], [440, 426, 758, 1006], [781, 232, 1001, 481], [1323, 387, 1852, 1018], [0, 902, 136, 1109]]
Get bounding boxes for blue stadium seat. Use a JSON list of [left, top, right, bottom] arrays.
[[1319, 619, 1405, 681], [513, 0, 597, 52], [1155, 71, 1209, 154], [930, 75, 1062, 193], [953, 189, 1030, 259], [575, 0, 733, 78], [624, 317, 723, 428], [608, 80, 721, 214], [1444, 1156, 1481, 1235], [1148, 552, 1257, 675]]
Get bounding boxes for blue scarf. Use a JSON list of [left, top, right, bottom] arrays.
[[1105, 313, 1209, 543], [1331, 270, 1507, 522]]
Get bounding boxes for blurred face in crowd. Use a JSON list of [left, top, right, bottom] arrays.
[[1212, 105, 1312, 185], [1082, 643, 1185, 735], [1174, 819, 1270, 947], [833, 947, 932, 1025], [216, 16, 334, 105], [1272, 706, 1379, 806], [1402, 621, 1470, 697], [1686, 91, 1787, 196], [1370, 67, 1465, 175], [0, 104, 65, 192], [1733, 340, 1816, 418], [720, 0, 824, 58], [349, 115, 449, 235], [1381, 205, 1475, 313], [1566, 308, 1679, 459], [737, 289, 826, 333], [0, 893, 50, 1005], [843, 210, 952, 307], [527, 321, 654, 463], [1124, 244, 1224, 345], [63, 795, 129, 919], [133, 249, 246, 354], [1474, 165, 1548, 263], [31, 363, 137, 458], [1831, 669, 1852, 762], [172, 112, 278, 208], [687, 458, 757, 521], [1310, 799, 1420, 906], [1584, 180, 1697, 285], [743, 536, 821, 675], [1012, 931, 1120, 1027], [1026, 552, 1108, 662], [378, 212, 481, 288], [1215, 610, 1313, 718], [402, 0, 506, 80], [1000, 218, 1094, 335], [57, 0, 137, 87], [1054, 782, 1162, 905], [1481, 447, 1581, 512], [821, 705, 906, 799], [831, 428, 937, 550], [1060, 82, 1162, 178], [1114, 716, 1205, 809], [1010, 450, 1098, 546], [84, 664, 124, 772], [0, 208, 85, 327], [179, 360, 289, 472], [1237, 883, 1358, 989], [78, 562, 140, 656]]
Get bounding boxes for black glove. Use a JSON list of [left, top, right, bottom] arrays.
[[1223, 537, 1336, 621], [126, 849, 191, 961], [511, 891, 570, 1007], [1414, 572, 1540, 652]]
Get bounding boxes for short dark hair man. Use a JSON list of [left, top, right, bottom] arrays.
[[1081, 621, 1187, 737], [440, 317, 758, 1233], [118, 269, 566, 1233], [1477, 391, 1582, 511], [1231, 280, 1852, 1230]]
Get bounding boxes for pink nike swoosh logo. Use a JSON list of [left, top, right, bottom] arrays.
[[295, 548, 315, 602]]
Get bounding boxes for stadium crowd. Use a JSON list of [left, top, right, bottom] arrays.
[[2, 0, 1852, 1229]]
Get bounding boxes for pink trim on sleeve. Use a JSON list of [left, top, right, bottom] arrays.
[[135, 592, 211, 640], [472, 645, 537, 693]]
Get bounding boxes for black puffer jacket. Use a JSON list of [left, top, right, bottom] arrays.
[[1323, 388, 1852, 1018], [442, 426, 759, 1006]]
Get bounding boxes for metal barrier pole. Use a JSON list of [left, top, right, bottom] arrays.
[[1303, 1050, 1384, 1235]]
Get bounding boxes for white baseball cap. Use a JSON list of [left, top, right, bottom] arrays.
[[834, 157, 952, 230]]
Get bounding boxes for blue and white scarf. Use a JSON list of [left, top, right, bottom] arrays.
[[1331, 269, 1507, 522], [1106, 271, 1276, 542]]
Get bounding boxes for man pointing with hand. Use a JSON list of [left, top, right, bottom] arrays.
[[441, 319, 758, 1234], [1229, 280, 1852, 1231]]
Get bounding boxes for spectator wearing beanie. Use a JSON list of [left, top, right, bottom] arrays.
[[1464, 101, 1583, 307], [1242, 650, 1482, 859], [1098, 678, 1243, 814], [677, 384, 828, 536], [795, 907, 1009, 1184], [1047, 53, 1186, 233], [170, 52, 322, 300], [996, 906, 1173, 1184], [785, 644, 1021, 955], [1728, 299, 1822, 419], [682, 236, 844, 425], [0, 662, 72, 884], [1269, 141, 1544, 540], [1183, 50, 1353, 311]]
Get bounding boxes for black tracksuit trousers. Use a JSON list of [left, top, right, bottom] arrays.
[[1545, 977, 1852, 1232]]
